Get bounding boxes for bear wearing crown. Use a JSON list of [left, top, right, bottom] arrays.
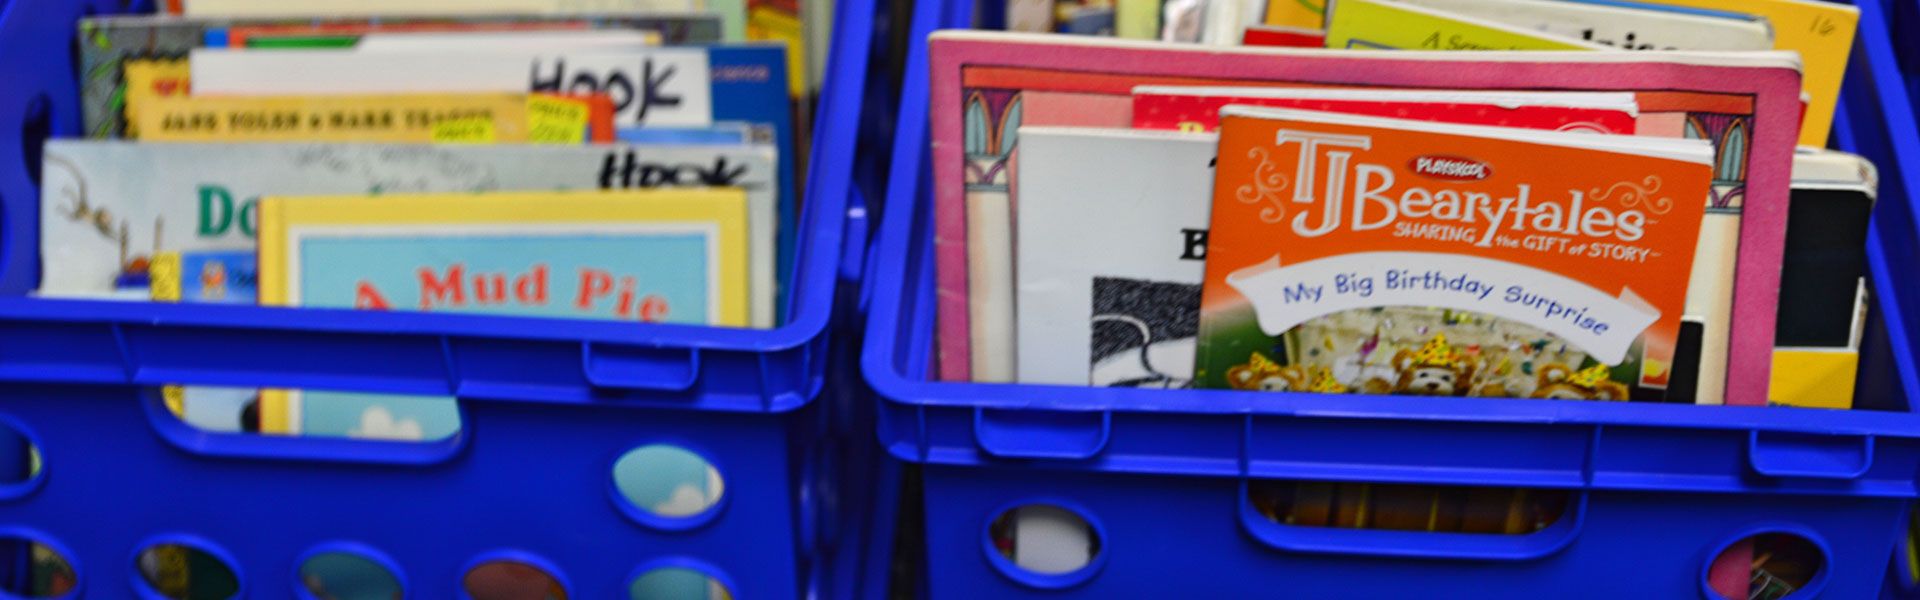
[[1227, 353, 1348, 394], [1387, 334, 1476, 397], [1530, 363, 1630, 401]]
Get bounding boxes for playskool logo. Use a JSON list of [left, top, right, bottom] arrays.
[[1410, 155, 1489, 181], [1272, 130, 1650, 246]]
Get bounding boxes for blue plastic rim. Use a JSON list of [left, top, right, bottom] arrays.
[[862, 0, 1920, 597]]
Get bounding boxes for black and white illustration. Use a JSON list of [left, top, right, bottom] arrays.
[[1090, 277, 1200, 388]]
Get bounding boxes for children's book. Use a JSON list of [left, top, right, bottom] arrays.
[[128, 93, 613, 144], [928, 31, 1802, 406], [1242, 24, 1326, 48], [1131, 87, 1639, 134], [1193, 106, 1714, 400], [256, 189, 749, 438], [76, 14, 722, 139], [1263, 0, 1324, 29], [215, 15, 721, 48], [39, 141, 782, 329], [1115, 0, 1159, 39], [1015, 127, 1215, 387], [1394, 0, 1773, 51], [183, 0, 701, 17], [1770, 148, 1877, 409], [1600, 0, 1856, 146], [346, 29, 663, 52], [189, 45, 799, 287], [1324, 0, 1607, 50]]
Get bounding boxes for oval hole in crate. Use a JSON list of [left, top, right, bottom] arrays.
[[297, 549, 403, 600], [628, 565, 733, 600], [984, 503, 1105, 588], [0, 534, 79, 599], [461, 559, 565, 600], [133, 542, 240, 600], [0, 417, 50, 495], [161, 387, 461, 443], [1246, 480, 1571, 534], [612, 444, 725, 526], [1706, 531, 1828, 599]]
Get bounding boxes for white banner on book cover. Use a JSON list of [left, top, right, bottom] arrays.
[[1225, 251, 1660, 364]]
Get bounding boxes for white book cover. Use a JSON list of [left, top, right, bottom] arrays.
[[189, 48, 716, 129], [351, 30, 661, 52], [1394, 0, 1774, 51], [1015, 127, 1217, 387], [40, 141, 781, 328], [183, 0, 701, 17]]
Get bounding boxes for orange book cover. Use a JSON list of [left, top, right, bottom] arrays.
[[1194, 106, 1714, 402]]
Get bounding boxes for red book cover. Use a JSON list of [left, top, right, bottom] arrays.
[[1242, 24, 1326, 48], [1133, 87, 1640, 134]]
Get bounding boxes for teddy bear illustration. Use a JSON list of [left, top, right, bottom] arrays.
[[1530, 363, 1630, 401], [1385, 334, 1476, 397], [1226, 352, 1308, 391]]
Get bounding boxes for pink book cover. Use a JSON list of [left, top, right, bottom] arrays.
[[929, 31, 1800, 407], [1131, 89, 1639, 134]]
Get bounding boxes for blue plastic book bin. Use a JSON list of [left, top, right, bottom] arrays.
[[0, 0, 888, 596], [864, 0, 1920, 597]]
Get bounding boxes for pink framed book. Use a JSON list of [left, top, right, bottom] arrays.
[[928, 30, 1802, 407]]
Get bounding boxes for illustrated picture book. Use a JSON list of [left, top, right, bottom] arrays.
[[188, 44, 800, 276], [255, 189, 750, 436], [39, 141, 783, 328], [77, 13, 723, 138], [928, 30, 1803, 407], [1193, 106, 1714, 400]]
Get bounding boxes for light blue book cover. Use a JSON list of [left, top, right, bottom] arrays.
[[292, 233, 717, 441]]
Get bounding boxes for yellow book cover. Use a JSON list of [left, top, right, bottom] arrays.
[[130, 93, 596, 143], [1266, 0, 1325, 29], [122, 59, 191, 140], [1325, 0, 1606, 50], [255, 189, 750, 434], [1636, 0, 1855, 146]]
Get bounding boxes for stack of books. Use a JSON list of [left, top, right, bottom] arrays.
[[946, 1, 1870, 596]]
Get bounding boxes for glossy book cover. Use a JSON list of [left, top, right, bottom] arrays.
[[1193, 107, 1714, 401]]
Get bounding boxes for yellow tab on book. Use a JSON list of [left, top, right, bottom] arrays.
[[150, 251, 182, 302], [122, 59, 191, 139], [1638, 0, 1854, 146], [526, 95, 591, 144], [1769, 349, 1857, 409], [431, 117, 496, 144]]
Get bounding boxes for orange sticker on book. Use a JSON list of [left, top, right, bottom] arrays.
[[1194, 108, 1714, 400]]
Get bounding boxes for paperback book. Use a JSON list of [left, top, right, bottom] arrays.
[[1324, 0, 1608, 51], [188, 44, 799, 279], [39, 141, 783, 328], [254, 189, 750, 437], [1770, 148, 1877, 409], [1392, 0, 1774, 51], [1192, 107, 1715, 400], [1131, 87, 1639, 134], [76, 13, 722, 138], [928, 31, 1803, 406], [128, 93, 614, 143]]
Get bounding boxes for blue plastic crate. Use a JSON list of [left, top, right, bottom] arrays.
[[0, 0, 888, 595], [863, 0, 1920, 597]]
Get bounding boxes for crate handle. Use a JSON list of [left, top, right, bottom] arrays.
[[579, 343, 700, 392], [973, 408, 1110, 460], [1237, 481, 1586, 561], [1746, 431, 1874, 480]]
